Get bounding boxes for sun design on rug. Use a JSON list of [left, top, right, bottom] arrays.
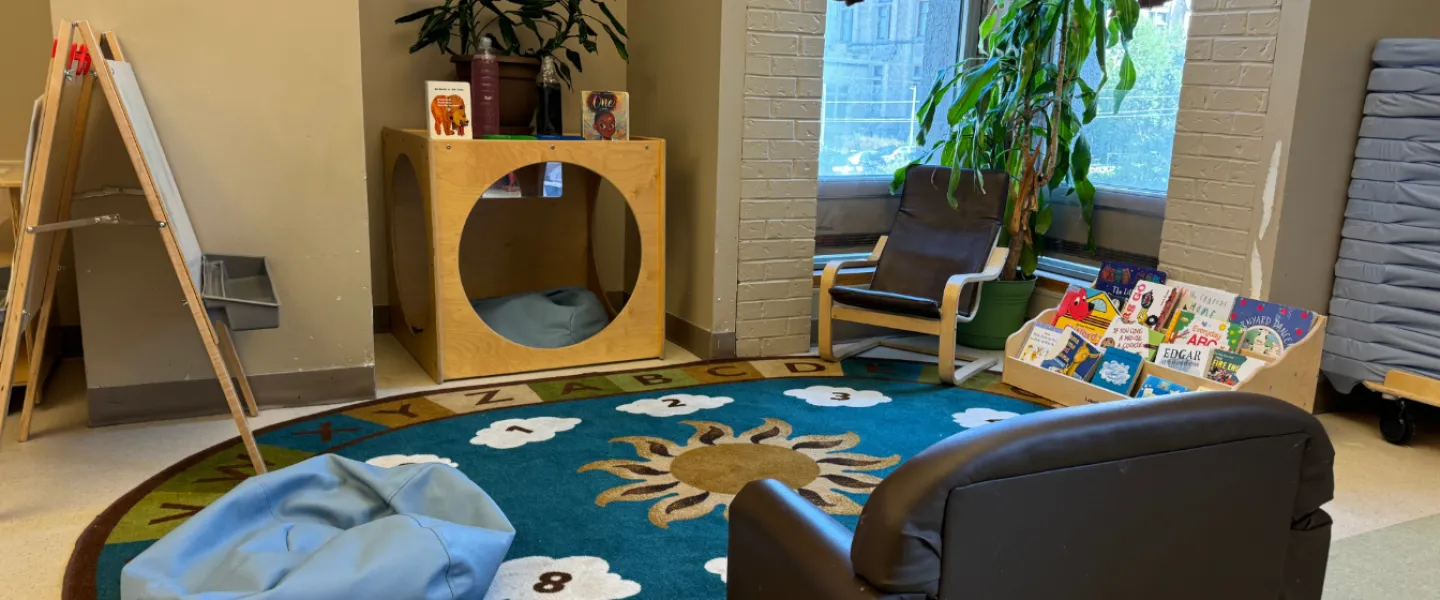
[[578, 418, 899, 528]]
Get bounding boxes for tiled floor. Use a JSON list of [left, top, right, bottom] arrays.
[[1, 335, 1437, 598]]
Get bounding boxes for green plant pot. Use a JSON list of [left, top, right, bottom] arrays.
[[954, 277, 1038, 350]]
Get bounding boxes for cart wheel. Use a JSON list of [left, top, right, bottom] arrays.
[[1380, 399, 1415, 445]]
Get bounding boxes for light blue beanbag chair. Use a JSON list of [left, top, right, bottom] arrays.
[[122, 455, 514, 600], [471, 286, 610, 348]]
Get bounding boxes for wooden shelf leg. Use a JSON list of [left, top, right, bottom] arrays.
[[215, 320, 260, 418]]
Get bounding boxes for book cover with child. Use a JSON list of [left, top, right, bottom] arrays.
[[582, 91, 630, 140]]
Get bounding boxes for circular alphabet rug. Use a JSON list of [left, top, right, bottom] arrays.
[[65, 357, 1048, 600]]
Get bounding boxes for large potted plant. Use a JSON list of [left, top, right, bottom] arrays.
[[398, 0, 628, 133], [894, 0, 1151, 349]]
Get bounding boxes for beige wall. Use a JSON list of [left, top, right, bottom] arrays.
[[49, 1, 374, 390], [627, 0, 724, 332], [0, 0, 52, 162], [361, 0, 630, 307], [1267, 0, 1440, 311]]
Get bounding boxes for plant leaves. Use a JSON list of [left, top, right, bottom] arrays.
[[600, 22, 629, 61], [1070, 134, 1092, 184], [1114, 54, 1137, 112], [595, 1, 627, 37], [396, 6, 440, 24], [1020, 243, 1040, 277], [1035, 201, 1054, 235], [947, 57, 1001, 126], [890, 163, 912, 195], [1076, 177, 1098, 250]]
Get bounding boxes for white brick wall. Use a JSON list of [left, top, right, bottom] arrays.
[[734, 0, 826, 357], [1159, 0, 1283, 291]]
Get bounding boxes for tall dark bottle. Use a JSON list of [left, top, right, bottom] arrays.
[[535, 55, 564, 136], [473, 38, 501, 137]]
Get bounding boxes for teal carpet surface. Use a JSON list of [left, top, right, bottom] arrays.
[[68, 357, 1047, 600]]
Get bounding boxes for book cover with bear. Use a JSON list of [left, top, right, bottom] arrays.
[[427, 81, 471, 140]]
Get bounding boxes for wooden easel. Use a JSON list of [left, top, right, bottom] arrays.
[[0, 21, 266, 473]]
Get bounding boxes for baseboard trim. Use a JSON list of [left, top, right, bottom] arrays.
[[665, 313, 735, 359], [87, 364, 377, 427]]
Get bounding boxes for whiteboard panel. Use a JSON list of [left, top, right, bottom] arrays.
[[20, 74, 86, 321], [108, 61, 204, 293]]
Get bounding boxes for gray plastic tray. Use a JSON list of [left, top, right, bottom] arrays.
[[201, 254, 279, 331]]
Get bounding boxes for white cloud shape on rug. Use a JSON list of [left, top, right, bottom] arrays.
[[616, 394, 733, 417], [953, 408, 1020, 428], [784, 386, 891, 408], [483, 556, 640, 600], [364, 454, 459, 469], [705, 557, 728, 583], [470, 417, 581, 449]]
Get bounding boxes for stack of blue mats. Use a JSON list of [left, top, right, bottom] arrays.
[[1325, 39, 1440, 392]]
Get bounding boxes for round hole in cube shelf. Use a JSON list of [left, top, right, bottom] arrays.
[[388, 156, 431, 334], [459, 162, 641, 349]]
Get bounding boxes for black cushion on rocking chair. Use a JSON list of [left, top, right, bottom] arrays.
[[829, 165, 1010, 318]]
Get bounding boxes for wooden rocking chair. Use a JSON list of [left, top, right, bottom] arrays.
[[819, 165, 1010, 385]]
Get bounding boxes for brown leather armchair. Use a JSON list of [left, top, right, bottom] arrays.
[[728, 392, 1335, 600]]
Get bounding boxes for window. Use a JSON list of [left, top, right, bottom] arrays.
[[1080, 1, 1191, 196], [816, 0, 1186, 265], [819, 0, 959, 185]]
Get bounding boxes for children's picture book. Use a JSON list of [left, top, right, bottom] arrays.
[[1040, 329, 1103, 380], [1119, 280, 1178, 329], [1094, 262, 1167, 308], [1169, 311, 1242, 351], [1230, 297, 1318, 358], [1098, 322, 1165, 361], [1172, 282, 1239, 321], [1205, 349, 1247, 386], [582, 91, 630, 140], [1092, 348, 1144, 395], [1052, 286, 1119, 344], [1019, 323, 1067, 366], [427, 81, 472, 140], [1137, 375, 1190, 398], [1155, 343, 1211, 378]]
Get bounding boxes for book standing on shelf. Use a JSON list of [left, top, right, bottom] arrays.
[[1094, 262, 1167, 309], [1052, 286, 1119, 344], [1206, 350, 1247, 386], [1171, 282, 1238, 321], [1092, 348, 1144, 395], [1137, 375, 1190, 398], [1155, 343, 1211, 378], [1230, 297, 1318, 358], [1018, 323, 1067, 366], [1041, 330, 1103, 381], [1119, 280, 1178, 329]]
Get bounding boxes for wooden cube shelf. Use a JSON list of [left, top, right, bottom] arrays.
[[381, 129, 665, 382]]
